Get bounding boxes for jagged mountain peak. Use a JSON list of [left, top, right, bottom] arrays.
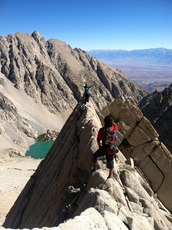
[[0, 32, 146, 153], [3, 99, 172, 229], [31, 31, 46, 46], [0, 32, 146, 108], [31, 30, 44, 39], [139, 83, 172, 153]]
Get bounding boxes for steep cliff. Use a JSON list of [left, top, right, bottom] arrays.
[[139, 83, 172, 153], [3, 99, 172, 230]]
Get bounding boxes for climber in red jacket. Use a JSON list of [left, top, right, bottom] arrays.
[[92, 114, 118, 179]]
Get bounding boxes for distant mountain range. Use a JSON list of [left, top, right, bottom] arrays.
[[87, 48, 172, 66], [87, 48, 172, 92]]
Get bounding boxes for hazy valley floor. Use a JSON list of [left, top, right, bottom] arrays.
[[107, 62, 172, 92]]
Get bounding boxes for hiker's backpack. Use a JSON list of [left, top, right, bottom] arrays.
[[102, 124, 118, 149]]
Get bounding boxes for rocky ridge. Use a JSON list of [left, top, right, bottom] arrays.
[[0, 31, 145, 112], [0, 31, 146, 153], [139, 83, 172, 153], [3, 99, 172, 230]]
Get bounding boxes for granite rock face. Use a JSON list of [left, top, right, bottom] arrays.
[[3, 100, 172, 230], [103, 98, 172, 213], [139, 83, 172, 153]]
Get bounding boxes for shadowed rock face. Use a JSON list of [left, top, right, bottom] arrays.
[[3, 102, 101, 228], [3, 100, 172, 230], [139, 83, 172, 153]]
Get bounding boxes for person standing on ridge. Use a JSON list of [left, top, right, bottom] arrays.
[[80, 82, 94, 104], [92, 114, 119, 179]]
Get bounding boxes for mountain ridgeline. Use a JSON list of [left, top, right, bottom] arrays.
[[87, 48, 172, 93], [0, 31, 146, 153], [87, 48, 172, 66], [0, 31, 145, 112]]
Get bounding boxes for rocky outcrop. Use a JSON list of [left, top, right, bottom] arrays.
[[3, 100, 172, 230], [139, 83, 172, 153], [103, 99, 172, 213]]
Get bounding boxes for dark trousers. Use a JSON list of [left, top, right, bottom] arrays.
[[93, 147, 115, 169], [83, 93, 90, 103]]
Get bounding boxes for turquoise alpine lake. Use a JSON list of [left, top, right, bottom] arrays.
[[26, 141, 54, 159]]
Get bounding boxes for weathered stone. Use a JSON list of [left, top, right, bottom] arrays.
[[128, 126, 151, 146], [125, 187, 140, 204], [103, 99, 124, 120], [140, 198, 172, 230], [75, 188, 119, 216], [142, 140, 159, 155], [102, 178, 128, 207], [3, 99, 172, 230], [103, 211, 129, 230], [86, 170, 107, 189], [112, 99, 172, 213], [127, 215, 153, 230], [138, 117, 159, 140], [129, 202, 143, 213], [130, 146, 147, 163], [118, 99, 143, 139], [130, 141, 160, 165], [0, 123, 4, 134], [120, 169, 152, 201], [57, 207, 108, 230], [139, 83, 172, 153]]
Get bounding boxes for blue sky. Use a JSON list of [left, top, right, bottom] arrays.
[[0, 0, 172, 50]]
